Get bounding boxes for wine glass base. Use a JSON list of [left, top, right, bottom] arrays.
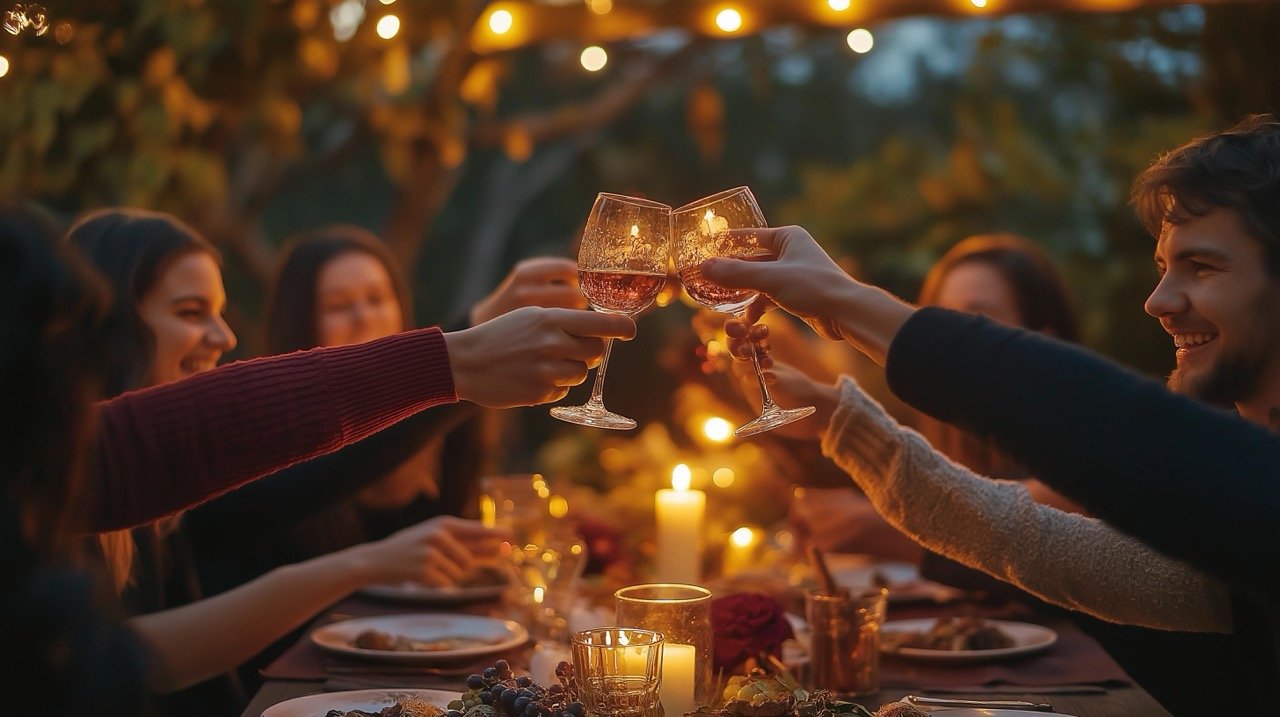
[[549, 405, 638, 430], [735, 405, 817, 438]]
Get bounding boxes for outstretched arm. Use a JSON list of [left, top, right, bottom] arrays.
[[130, 517, 502, 693], [822, 375, 1232, 632], [91, 308, 635, 531]]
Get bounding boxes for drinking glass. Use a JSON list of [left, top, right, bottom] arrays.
[[804, 587, 887, 695], [551, 193, 671, 430], [672, 186, 816, 437], [571, 627, 665, 717], [615, 583, 713, 713], [481, 475, 585, 638]]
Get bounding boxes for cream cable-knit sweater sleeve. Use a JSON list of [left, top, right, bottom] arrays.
[[819, 377, 1232, 633]]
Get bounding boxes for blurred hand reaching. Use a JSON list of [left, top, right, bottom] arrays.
[[470, 257, 586, 326]]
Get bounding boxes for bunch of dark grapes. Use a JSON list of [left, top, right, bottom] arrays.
[[445, 659, 585, 717]]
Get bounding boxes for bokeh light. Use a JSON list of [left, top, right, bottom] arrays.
[[489, 9, 514, 35], [847, 28, 874, 53], [376, 14, 400, 39], [580, 46, 608, 72]]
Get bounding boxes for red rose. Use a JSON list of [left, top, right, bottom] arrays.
[[711, 592, 795, 673], [573, 517, 623, 575]]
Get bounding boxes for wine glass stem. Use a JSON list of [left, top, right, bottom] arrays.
[[585, 337, 616, 409], [740, 313, 779, 412]]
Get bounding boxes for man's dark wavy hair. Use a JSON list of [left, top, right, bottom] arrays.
[[1131, 113, 1280, 275]]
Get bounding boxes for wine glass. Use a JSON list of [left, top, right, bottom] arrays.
[[672, 186, 816, 437], [550, 193, 671, 430]]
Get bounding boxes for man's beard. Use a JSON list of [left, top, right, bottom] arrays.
[[1168, 344, 1270, 407]]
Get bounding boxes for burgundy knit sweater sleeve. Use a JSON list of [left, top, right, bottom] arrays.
[[89, 327, 457, 531]]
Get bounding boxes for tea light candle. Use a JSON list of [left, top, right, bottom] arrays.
[[655, 464, 705, 583], [660, 643, 696, 716], [722, 525, 757, 576], [529, 641, 572, 688]]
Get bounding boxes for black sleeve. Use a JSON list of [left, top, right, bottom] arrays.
[[181, 402, 477, 540], [885, 306, 1280, 599]]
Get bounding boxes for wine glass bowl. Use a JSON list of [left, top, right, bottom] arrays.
[[672, 186, 816, 437], [550, 193, 671, 430]]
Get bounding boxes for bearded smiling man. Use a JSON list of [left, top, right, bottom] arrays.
[[702, 114, 1280, 714], [1136, 120, 1280, 423]]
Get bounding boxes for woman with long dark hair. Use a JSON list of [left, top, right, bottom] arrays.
[[0, 205, 632, 714], [67, 210, 514, 713], [913, 234, 1079, 488]]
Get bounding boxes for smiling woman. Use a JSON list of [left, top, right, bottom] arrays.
[[67, 209, 233, 397]]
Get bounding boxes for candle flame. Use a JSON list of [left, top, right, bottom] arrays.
[[730, 526, 755, 547], [630, 223, 640, 238], [672, 463, 692, 491], [533, 586, 545, 604], [702, 416, 733, 443]]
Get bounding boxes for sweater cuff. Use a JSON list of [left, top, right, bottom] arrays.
[[821, 377, 910, 477], [318, 327, 458, 441]]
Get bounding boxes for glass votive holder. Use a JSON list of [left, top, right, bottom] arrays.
[[615, 583, 713, 714], [570, 627, 664, 717], [803, 587, 887, 695]]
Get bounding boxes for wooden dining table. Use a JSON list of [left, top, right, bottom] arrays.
[[240, 596, 1174, 717]]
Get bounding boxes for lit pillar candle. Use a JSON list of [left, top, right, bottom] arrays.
[[660, 643, 696, 716], [722, 526, 757, 576], [655, 464, 705, 583]]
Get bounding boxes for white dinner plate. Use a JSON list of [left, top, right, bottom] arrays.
[[881, 619, 1057, 663], [311, 613, 528, 664], [359, 582, 507, 605], [261, 688, 456, 717], [825, 554, 962, 603]]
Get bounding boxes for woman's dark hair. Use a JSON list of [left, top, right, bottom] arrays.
[[0, 204, 109, 556], [918, 234, 1080, 343], [265, 225, 412, 355], [915, 234, 1079, 478], [1132, 113, 1280, 275], [66, 208, 219, 396]]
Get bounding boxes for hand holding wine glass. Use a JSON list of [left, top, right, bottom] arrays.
[[672, 187, 816, 437], [550, 193, 671, 430]]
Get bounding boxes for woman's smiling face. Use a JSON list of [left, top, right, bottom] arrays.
[[136, 251, 237, 386]]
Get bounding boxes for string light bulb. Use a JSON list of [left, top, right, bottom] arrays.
[[0, 54, 9, 78], [714, 7, 742, 33], [847, 28, 873, 53], [375, 14, 399, 39], [971, 0, 989, 7], [828, 0, 851, 10], [580, 45, 608, 72], [488, 8, 513, 35]]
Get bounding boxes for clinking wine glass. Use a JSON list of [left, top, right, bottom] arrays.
[[550, 193, 671, 430], [672, 186, 816, 437]]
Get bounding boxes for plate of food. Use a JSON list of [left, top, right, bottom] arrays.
[[260, 688, 453, 717], [880, 617, 1056, 663], [359, 565, 509, 605], [311, 614, 529, 663], [825, 554, 962, 604]]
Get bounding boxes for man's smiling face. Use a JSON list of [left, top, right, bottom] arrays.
[[1144, 207, 1280, 406]]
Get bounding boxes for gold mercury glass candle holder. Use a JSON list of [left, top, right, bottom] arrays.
[[570, 627, 664, 717], [615, 583, 714, 714]]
